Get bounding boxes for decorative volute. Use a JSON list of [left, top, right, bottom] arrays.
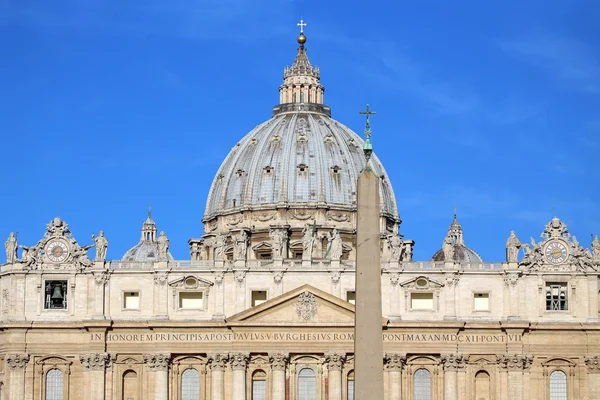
[[278, 24, 325, 106]]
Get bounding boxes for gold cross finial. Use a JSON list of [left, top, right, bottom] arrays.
[[297, 18, 307, 33], [359, 104, 376, 164], [359, 104, 376, 132]]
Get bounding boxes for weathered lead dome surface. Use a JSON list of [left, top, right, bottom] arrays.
[[203, 113, 398, 220], [122, 214, 174, 262]]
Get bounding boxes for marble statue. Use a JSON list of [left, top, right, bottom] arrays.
[[92, 230, 108, 260], [401, 242, 413, 261], [157, 231, 170, 261], [5, 232, 18, 263], [73, 244, 94, 269], [388, 234, 402, 261], [234, 231, 248, 260], [328, 230, 343, 261], [20, 245, 37, 269], [592, 235, 600, 261], [213, 233, 227, 260], [570, 235, 595, 271], [442, 235, 455, 261], [302, 224, 315, 259], [505, 230, 521, 263], [190, 242, 200, 261], [269, 229, 287, 258]]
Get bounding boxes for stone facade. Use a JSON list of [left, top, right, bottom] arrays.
[[1, 27, 599, 400]]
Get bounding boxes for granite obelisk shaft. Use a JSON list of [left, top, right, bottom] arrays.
[[354, 166, 384, 399]]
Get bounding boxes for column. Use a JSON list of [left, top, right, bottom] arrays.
[[441, 354, 458, 400], [503, 273, 520, 318], [498, 354, 532, 400], [154, 272, 169, 318], [585, 356, 600, 399], [444, 274, 458, 319], [144, 354, 170, 400], [326, 353, 345, 400], [80, 353, 109, 400], [269, 353, 288, 400], [6, 354, 29, 400], [230, 353, 249, 400], [385, 354, 405, 400], [93, 271, 108, 319], [209, 353, 229, 400]]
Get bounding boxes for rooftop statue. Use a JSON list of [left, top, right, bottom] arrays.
[[157, 231, 170, 261], [5, 232, 18, 264], [505, 230, 521, 263], [593, 235, 600, 262], [92, 230, 108, 261]]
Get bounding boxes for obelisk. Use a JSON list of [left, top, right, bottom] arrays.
[[354, 104, 384, 399]]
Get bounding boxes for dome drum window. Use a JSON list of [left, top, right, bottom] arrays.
[[297, 164, 308, 174], [236, 169, 245, 178], [264, 166, 274, 175], [331, 166, 341, 175]]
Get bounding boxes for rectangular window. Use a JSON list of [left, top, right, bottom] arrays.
[[44, 281, 68, 310], [473, 293, 490, 311], [251, 291, 268, 307], [546, 283, 568, 310], [123, 292, 140, 310], [411, 293, 434, 310], [179, 292, 204, 309], [346, 291, 356, 305]]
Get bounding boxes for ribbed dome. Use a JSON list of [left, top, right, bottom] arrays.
[[203, 111, 399, 221], [122, 213, 174, 261], [431, 214, 483, 262]]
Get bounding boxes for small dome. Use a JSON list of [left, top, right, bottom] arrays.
[[431, 214, 483, 262], [122, 212, 173, 261]]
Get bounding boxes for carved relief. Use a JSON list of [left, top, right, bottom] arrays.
[[209, 353, 229, 371], [229, 353, 249, 370], [94, 272, 110, 286], [2, 288, 9, 315], [444, 273, 460, 287], [226, 215, 243, 226], [326, 353, 346, 371], [502, 273, 520, 287], [327, 212, 349, 222], [585, 356, 600, 372], [441, 353, 467, 371], [80, 353, 109, 371], [389, 273, 400, 287], [254, 212, 277, 222], [497, 354, 533, 370], [296, 291, 318, 321], [154, 272, 168, 286], [273, 271, 284, 285], [214, 272, 224, 286], [330, 271, 341, 285], [269, 353, 289, 371], [144, 353, 170, 371], [234, 270, 247, 286], [6, 353, 29, 370], [385, 353, 406, 371], [291, 210, 314, 221]]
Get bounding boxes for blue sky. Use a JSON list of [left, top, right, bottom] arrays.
[[1, 0, 599, 261]]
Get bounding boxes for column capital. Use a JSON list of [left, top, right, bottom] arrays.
[[6, 353, 30, 370], [144, 353, 171, 371], [93, 271, 110, 286], [209, 353, 229, 371], [497, 354, 533, 370], [325, 353, 346, 371], [229, 353, 249, 371], [385, 353, 406, 371], [80, 353, 110, 371], [269, 353, 289, 371], [585, 356, 600, 373], [441, 353, 468, 371]]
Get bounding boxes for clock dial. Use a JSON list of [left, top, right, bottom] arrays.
[[46, 240, 69, 263], [544, 241, 568, 264]]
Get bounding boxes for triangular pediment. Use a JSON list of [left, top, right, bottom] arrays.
[[228, 284, 385, 326]]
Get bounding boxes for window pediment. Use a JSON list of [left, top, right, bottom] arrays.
[[400, 276, 444, 290], [169, 276, 213, 289]]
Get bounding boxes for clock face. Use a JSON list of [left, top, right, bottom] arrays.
[[544, 240, 569, 264], [45, 240, 69, 263]]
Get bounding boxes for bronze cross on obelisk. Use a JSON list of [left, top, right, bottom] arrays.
[[359, 104, 376, 164]]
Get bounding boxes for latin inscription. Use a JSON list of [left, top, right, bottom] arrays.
[[91, 332, 521, 343]]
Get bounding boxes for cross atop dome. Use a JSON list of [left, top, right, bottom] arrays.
[[297, 18, 307, 33]]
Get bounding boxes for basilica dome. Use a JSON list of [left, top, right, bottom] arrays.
[[122, 213, 174, 262], [203, 34, 399, 225], [431, 214, 483, 262]]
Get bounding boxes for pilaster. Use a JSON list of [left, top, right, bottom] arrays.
[[209, 353, 229, 400], [269, 353, 289, 400], [385, 353, 405, 400], [326, 353, 345, 400], [441, 353, 467, 400], [144, 353, 170, 400], [6, 353, 29, 400], [80, 353, 109, 400], [585, 356, 600, 399], [497, 354, 532, 400]]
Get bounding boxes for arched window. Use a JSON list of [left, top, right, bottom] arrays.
[[347, 370, 355, 400], [45, 368, 64, 400], [252, 370, 267, 400], [475, 371, 491, 400], [122, 370, 138, 400], [413, 368, 431, 400], [298, 368, 316, 400], [550, 370, 567, 400], [180, 368, 200, 400]]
